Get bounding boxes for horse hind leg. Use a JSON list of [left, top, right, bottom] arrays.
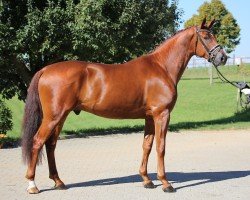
[[25, 108, 70, 194], [25, 118, 60, 194], [45, 116, 68, 190]]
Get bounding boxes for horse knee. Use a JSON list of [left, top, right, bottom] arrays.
[[156, 145, 165, 156]]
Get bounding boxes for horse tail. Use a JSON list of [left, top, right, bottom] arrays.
[[21, 70, 44, 165]]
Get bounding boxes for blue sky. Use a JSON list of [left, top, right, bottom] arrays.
[[178, 0, 250, 57]]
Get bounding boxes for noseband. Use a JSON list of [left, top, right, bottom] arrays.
[[195, 27, 222, 66]]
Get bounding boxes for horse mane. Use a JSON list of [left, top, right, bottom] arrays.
[[153, 26, 194, 52], [170, 26, 193, 37]]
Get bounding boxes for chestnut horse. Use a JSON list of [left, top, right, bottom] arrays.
[[22, 19, 227, 194]]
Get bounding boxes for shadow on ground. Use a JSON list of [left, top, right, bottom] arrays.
[[64, 170, 250, 191], [170, 108, 250, 132], [2, 109, 249, 148], [62, 125, 144, 138], [62, 108, 250, 138]]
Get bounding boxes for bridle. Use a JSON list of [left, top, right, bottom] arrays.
[[195, 27, 222, 66], [195, 27, 241, 88], [195, 27, 250, 107]]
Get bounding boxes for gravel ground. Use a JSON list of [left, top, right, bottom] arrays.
[[0, 130, 250, 200]]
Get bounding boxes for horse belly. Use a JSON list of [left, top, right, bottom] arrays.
[[88, 108, 146, 119], [80, 94, 146, 119], [79, 85, 146, 119], [78, 64, 146, 119]]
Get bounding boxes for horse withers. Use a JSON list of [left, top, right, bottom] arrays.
[[22, 19, 227, 194]]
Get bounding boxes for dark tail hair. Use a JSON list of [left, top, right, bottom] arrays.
[[21, 70, 44, 165]]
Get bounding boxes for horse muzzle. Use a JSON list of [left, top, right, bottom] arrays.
[[212, 51, 227, 67]]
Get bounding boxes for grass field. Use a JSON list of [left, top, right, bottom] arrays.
[[3, 65, 250, 140]]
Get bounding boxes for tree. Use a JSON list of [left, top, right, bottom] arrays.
[[184, 0, 240, 54], [0, 0, 76, 100], [0, 98, 13, 134], [0, 0, 182, 101], [74, 0, 183, 63]]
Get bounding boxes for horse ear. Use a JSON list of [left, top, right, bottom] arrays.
[[208, 19, 216, 29], [201, 18, 206, 29]]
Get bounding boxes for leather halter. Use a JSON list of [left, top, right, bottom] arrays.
[[195, 27, 222, 66]]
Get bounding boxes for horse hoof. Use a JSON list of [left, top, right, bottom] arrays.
[[143, 181, 155, 189], [53, 183, 67, 190], [162, 185, 176, 193], [27, 186, 39, 194]]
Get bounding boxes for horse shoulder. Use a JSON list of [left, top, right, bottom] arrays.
[[144, 65, 177, 115]]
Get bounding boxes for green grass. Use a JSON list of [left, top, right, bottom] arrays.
[[3, 65, 250, 140], [183, 64, 250, 81]]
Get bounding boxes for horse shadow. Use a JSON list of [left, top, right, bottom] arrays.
[[62, 109, 250, 138], [65, 170, 250, 191], [169, 108, 250, 132]]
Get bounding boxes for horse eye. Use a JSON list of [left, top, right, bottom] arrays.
[[204, 36, 210, 40]]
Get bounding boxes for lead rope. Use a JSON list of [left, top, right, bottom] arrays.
[[214, 65, 250, 107], [214, 66, 238, 88]]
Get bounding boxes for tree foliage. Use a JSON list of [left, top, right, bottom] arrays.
[[74, 0, 182, 63], [0, 0, 182, 101], [0, 98, 13, 134], [184, 0, 240, 54]]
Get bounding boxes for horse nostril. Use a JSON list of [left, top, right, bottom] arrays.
[[221, 56, 226, 62]]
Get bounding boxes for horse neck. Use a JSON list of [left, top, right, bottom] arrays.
[[152, 27, 196, 85]]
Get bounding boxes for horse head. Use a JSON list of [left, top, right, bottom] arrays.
[[195, 18, 227, 67]]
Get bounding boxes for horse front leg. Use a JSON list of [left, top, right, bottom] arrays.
[[139, 117, 155, 188], [154, 110, 175, 193]]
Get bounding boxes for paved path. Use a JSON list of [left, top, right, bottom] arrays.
[[1, 130, 250, 200]]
